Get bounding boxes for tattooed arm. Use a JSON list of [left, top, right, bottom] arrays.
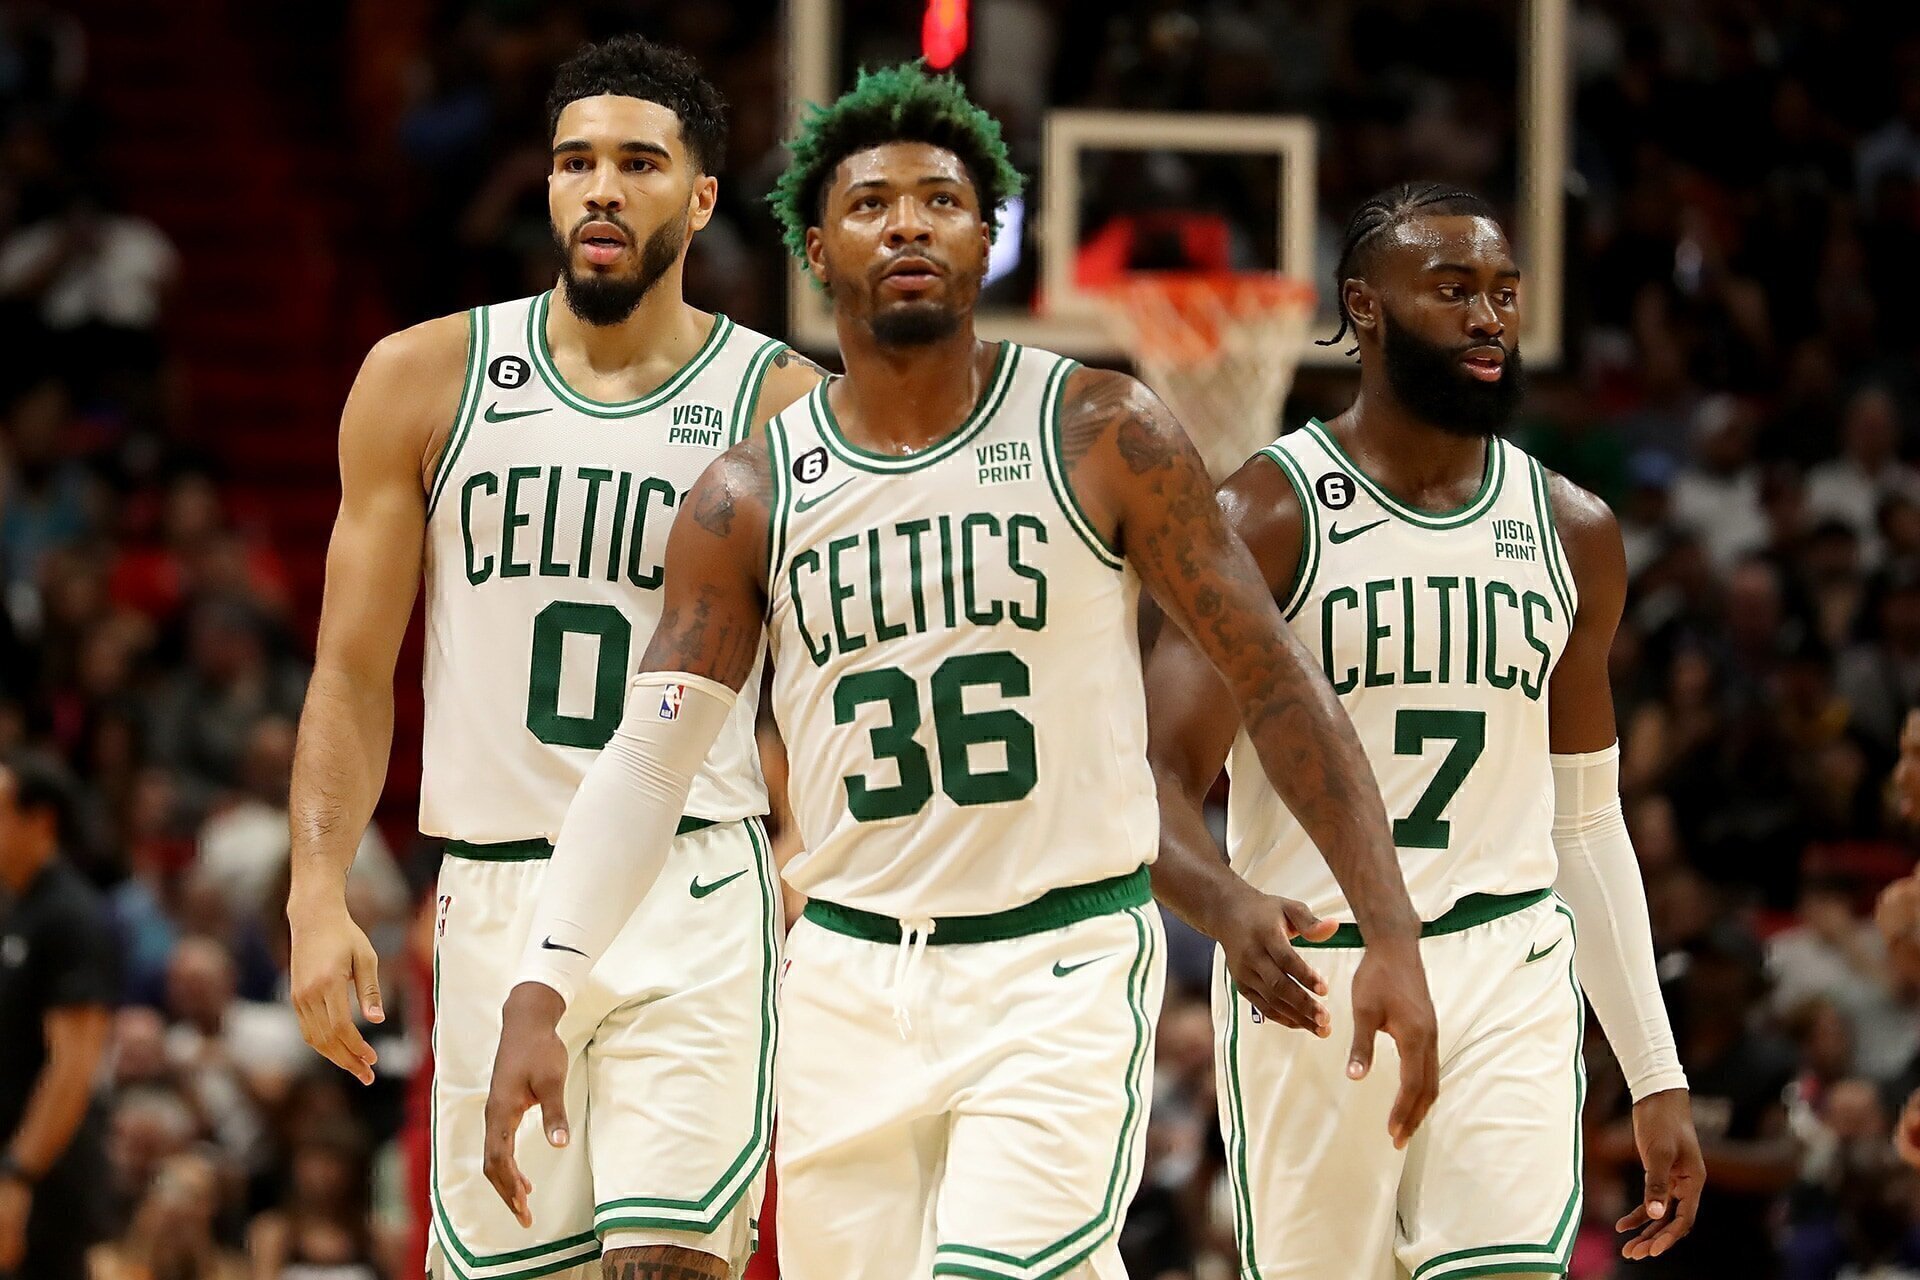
[[1059, 368, 1437, 1144], [484, 441, 774, 1226]]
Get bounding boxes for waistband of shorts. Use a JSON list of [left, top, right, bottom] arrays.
[[1292, 887, 1553, 949], [443, 815, 725, 861], [802, 867, 1152, 945]]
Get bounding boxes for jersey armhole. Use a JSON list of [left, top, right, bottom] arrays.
[[763, 413, 794, 609], [731, 339, 788, 446], [1255, 444, 1320, 619], [1526, 456, 1579, 622], [425, 306, 487, 518], [1038, 359, 1125, 571]]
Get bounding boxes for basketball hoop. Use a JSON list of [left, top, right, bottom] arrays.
[[1094, 273, 1316, 481]]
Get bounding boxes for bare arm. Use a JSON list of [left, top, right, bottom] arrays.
[[1061, 369, 1434, 1143], [1062, 370, 1417, 944], [6, 1005, 109, 1178], [287, 314, 466, 1083]]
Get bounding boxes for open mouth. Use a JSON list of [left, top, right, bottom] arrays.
[[1460, 347, 1506, 382], [577, 221, 629, 266], [880, 257, 942, 293]]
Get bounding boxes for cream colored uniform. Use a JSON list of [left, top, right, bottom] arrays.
[[763, 344, 1167, 1280], [1219, 422, 1583, 1280], [422, 292, 785, 1280]]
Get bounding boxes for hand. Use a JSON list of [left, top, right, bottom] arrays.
[[1348, 939, 1438, 1148], [1895, 1089, 1920, 1169], [1616, 1089, 1704, 1260], [288, 894, 384, 1084], [484, 982, 571, 1229], [1218, 889, 1338, 1034], [0, 1176, 28, 1273]]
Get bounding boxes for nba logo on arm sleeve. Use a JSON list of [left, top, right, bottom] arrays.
[[659, 683, 686, 720]]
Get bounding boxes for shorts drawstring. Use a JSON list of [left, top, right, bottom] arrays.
[[890, 915, 936, 1038]]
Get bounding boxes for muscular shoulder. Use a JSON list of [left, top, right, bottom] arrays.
[[1543, 468, 1626, 616], [344, 311, 474, 477], [688, 430, 777, 549], [750, 346, 831, 428], [1058, 366, 1180, 471], [1219, 448, 1305, 598]]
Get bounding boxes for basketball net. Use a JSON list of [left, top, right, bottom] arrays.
[[1095, 274, 1316, 480]]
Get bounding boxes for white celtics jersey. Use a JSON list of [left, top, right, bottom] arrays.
[[419, 291, 783, 842], [764, 343, 1157, 917], [1227, 421, 1576, 922]]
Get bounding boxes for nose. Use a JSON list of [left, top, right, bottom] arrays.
[[1466, 292, 1503, 342], [883, 195, 932, 247], [584, 159, 623, 215]]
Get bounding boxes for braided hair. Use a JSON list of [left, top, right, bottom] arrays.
[[1318, 182, 1500, 355]]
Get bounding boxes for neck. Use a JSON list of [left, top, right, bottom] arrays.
[[550, 269, 698, 374], [831, 311, 991, 449], [1333, 369, 1491, 495]]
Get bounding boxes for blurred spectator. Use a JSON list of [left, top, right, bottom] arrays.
[[1807, 388, 1920, 567], [0, 752, 115, 1280], [1671, 395, 1769, 571], [87, 1150, 245, 1280], [1839, 567, 1920, 758], [245, 1125, 381, 1280]]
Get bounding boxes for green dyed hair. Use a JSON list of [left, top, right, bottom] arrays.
[[768, 62, 1026, 264]]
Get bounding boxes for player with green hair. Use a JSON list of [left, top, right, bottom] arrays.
[[489, 61, 1435, 1280]]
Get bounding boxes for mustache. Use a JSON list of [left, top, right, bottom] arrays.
[[570, 212, 636, 241], [871, 249, 950, 277]]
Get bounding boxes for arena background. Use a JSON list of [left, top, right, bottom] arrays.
[[5, 0, 1920, 1276]]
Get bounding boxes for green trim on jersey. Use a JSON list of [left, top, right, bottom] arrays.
[[1406, 901, 1585, 1280], [929, 907, 1156, 1280], [764, 416, 794, 592], [1303, 419, 1505, 530], [426, 306, 489, 518], [803, 867, 1150, 945], [1293, 887, 1551, 949], [1529, 457, 1579, 622], [1254, 443, 1321, 619], [525, 291, 734, 417], [443, 816, 719, 861], [592, 817, 779, 1234], [813, 341, 1017, 472], [1220, 965, 1261, 1279], [1526, 459, 1575, 624], [1038, 359, 1124, 571], [731, 340, 787, 445]]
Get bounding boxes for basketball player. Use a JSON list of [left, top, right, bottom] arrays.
[[285, 36, 821, 1280], [484, 65, 1437, 1280], [1146, 184, 1705, 1280]]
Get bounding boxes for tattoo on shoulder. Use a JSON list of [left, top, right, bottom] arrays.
[[772, 347, 828, 376], [1059, 371, 1181, 477], [690, 441, 774, 539]]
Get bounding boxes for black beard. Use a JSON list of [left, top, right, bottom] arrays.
[[870, 300, 961, 348], [551, 216, 685, 326], [1380, 310, 1525, 438]]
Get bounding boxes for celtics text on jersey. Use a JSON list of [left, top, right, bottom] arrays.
[[1226, 421, 1577, 922], [420, 291, 784, 844]]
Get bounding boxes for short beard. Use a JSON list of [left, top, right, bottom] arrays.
[[551, 216, 685, 327], [1380, 309, 1525, 438], [870, 301, 961, 348]]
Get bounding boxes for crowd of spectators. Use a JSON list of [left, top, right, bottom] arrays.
[[7, 0, 1920, 1277]]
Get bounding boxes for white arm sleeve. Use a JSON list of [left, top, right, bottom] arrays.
[[1550, 743, 1689, 1101], [514, 672, 737, 1007]]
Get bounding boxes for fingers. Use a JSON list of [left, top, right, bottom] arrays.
[[483, 1090, 535, 1229], [1384, 1019, 1438, 1149], [1234, 958, 1328, 1035], [1347, 998, 1382, 1082], [301, 982, 376, 1085], [354, 940, 386, 1024], [1641, 1140, 1675, 1224], [1263, 944, 1330, 1035], [533, 1065, 571, 1150], [1280, 897, 1339, 947], [1622, 1183, 1700, 1259]]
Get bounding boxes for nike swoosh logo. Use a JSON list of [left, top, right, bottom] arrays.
[[1328, 518, 1388, 544], [1525, 938, 1561, 964], [793, 479, 852, 513], [1052, 954, 1115, 978], [484, 403, 552, 423], [540, 936, 588, 957], [689, 870, 749, 899]]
